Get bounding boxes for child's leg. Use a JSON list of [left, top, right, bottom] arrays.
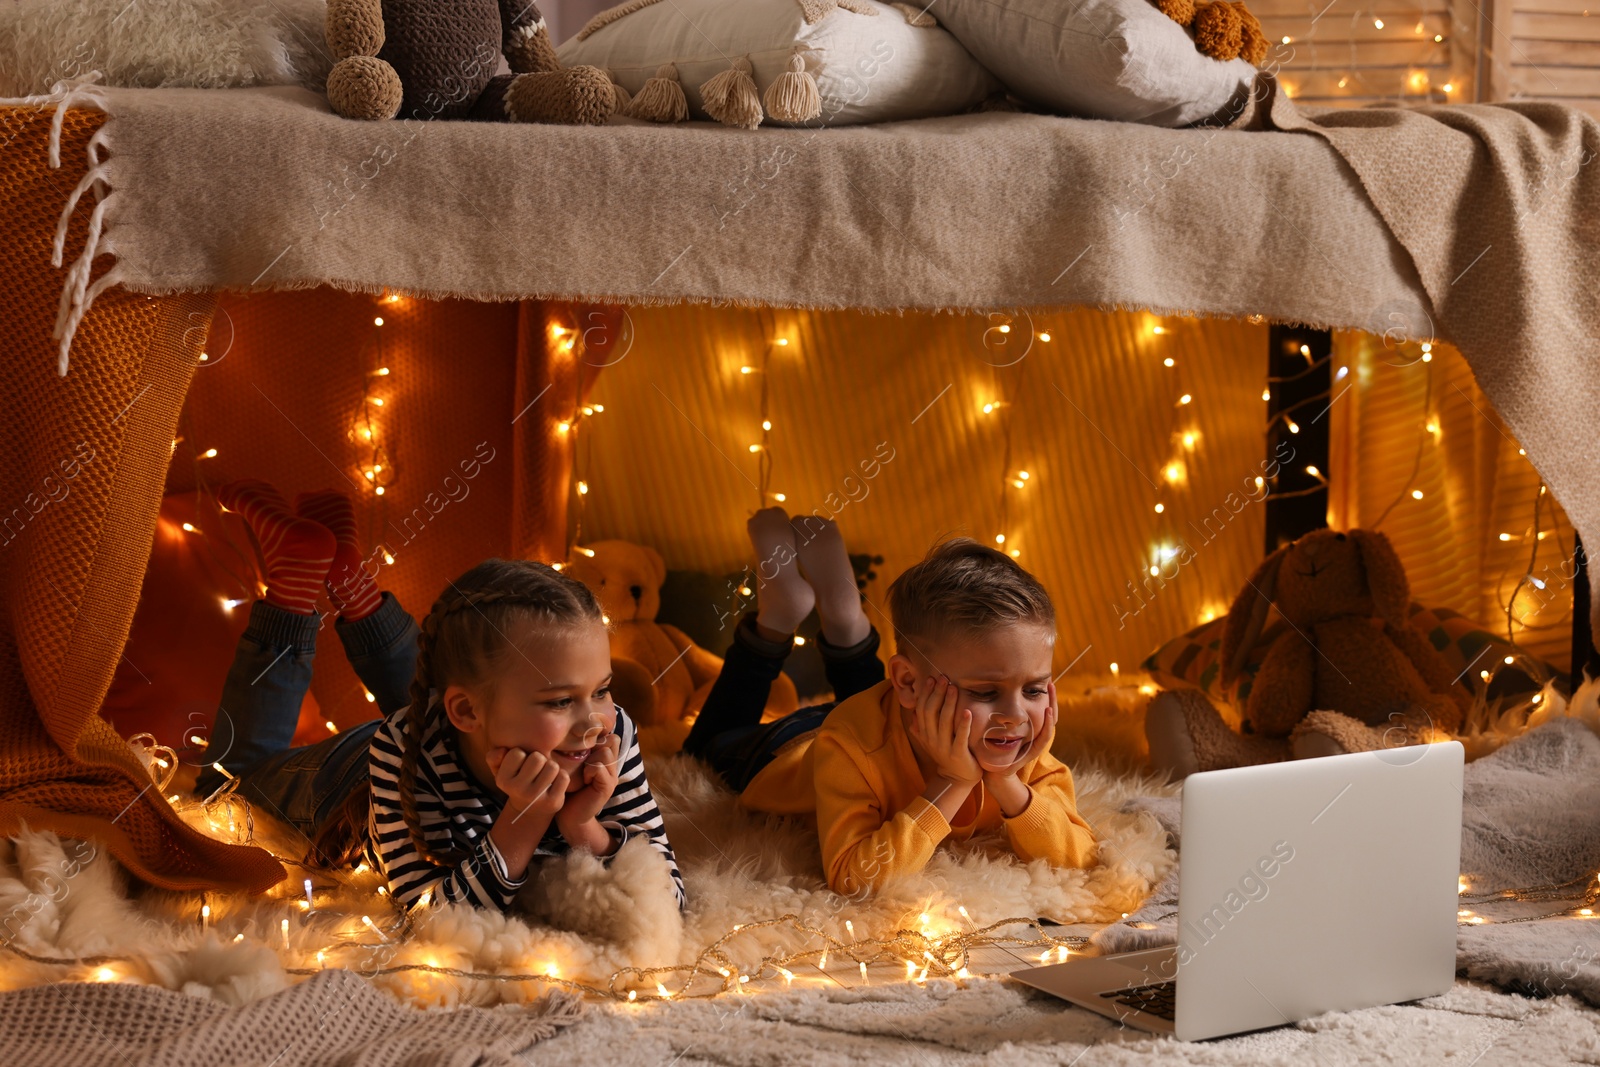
[[294, 489, 419, 714], [193, 599, 321, 798], [334, 592, 420, 715], [194, 480, 335, 797], [681, 508, 813, 760], [791, 514, 885, 702]]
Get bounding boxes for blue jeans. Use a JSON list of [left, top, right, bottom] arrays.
[[192, 593, 419, 843], [681, 610, 885, 793]]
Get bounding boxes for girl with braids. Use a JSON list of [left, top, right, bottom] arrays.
[[194, 479, 684, 914]]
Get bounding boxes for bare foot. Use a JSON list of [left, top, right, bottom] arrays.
[[747, 507, 814, 637], [790, 515, 869, 648]]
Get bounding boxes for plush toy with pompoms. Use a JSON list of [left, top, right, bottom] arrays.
[[324, 0, 615, 124], [1153, 0, 1271, 66]]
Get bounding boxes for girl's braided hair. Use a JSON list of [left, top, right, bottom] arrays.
[[397, 557, 605, 868]]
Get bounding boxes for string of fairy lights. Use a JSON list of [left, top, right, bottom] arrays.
[[1270, 14, 1459, 105]]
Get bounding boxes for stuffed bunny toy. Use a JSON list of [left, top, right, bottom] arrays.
[[1145, 527, 1472, 779]]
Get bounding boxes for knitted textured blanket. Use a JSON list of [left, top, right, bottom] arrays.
[[0, 968, 583, 1066]]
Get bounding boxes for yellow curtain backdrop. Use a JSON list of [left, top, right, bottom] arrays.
[[1328, 332, 1575, 673], [577, 307, 1574, 683]]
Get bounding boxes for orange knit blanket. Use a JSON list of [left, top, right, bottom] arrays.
[[0, 104, 282, 893]]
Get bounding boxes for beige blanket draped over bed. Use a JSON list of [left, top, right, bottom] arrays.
[[2, 68, 1596, 891]]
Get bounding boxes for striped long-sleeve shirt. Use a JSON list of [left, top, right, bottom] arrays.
[[367, 698, 685, 912]]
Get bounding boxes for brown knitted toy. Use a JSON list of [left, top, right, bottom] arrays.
[[1144, 528, 1474, 779], [1154, 0, 1271, 67], [324, 0, 614, 124]]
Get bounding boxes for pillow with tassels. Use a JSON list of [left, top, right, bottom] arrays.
[[556, 0, 1001, 128]]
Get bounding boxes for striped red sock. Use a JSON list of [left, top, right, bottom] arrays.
[[218, 479, 335, 615], [295, 489, 383, 621]]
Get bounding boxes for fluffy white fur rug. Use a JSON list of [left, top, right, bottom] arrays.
[[0, 0, 332, 98], [0, 753, 1175, 1009]]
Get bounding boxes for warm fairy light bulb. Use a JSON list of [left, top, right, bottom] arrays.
[[1504, 655, 1515, 664], [1164, 462, 1184, 483], [780, 968, 794, 984], [577, 546, 595, 556], [601, 614, 610, 625], [1154, 503, 1165, 513], [818, 951, 828, 970], [1010, 549, 1020, 558], [373, 316, 384, 326], [776, 338, 789, 346], [1262, 388, 1271, 401], [846, 920, 856, 938], [907, 961, 917, 977], [1499, 532, 1512, 541], [1149, 565, 1160, 576], [577, 481, 588, 495], [1286, 418, 1300, 433], [1038, 332, 1051, 342], [221, 597, 244, 611], [860, 961, 869, 981], [1018, 470, 1029, 480], [545, 962, 559, 978], [1056, 946, 1070, 961], [657, 982, 671, 998], [998, 324, 1011, 334], [1182, 432, 1197, 449], [1335, 365, 1348, 380], [181, 522, 198, 533], [202, 448, 218, 458], [1442, 81, 1453, 92], [741, 366, 756, 375], [200, 352, 209, 362], [995, 534, 1005, 544], [361, 428, 373, 440], [281, 918, 291, 946], [557, 421, 570, 433], [325, 720, 338, 734], [1152, 325, 1166, 335], [773, 493, 786, 502], [1299, 344, 1311, 357], [375, 486, 385, 495], [794, 635, 806, 646], [1412, 489, 1424, 499], [1110, 662, 1120, 675], [1179, 394, 1192, 404], [738, 585, 753, 596], [1163, 357, 1175, 367], [749, 443, 762, 453], [1422, 352, 1433, 362], [201, 903, 211, 926], [1481, 670, 1491, 681], [762, 420, 772, 431], [592, 404, 604, 412], [374, 367, 390, 376], [95, 966, 116, 982], [982, 403, 995, 414], [1306, 465, 1321, 478], [628, 989, 638, 1001], [582, 406, 593, 416], [364, 690, 376, 703], [367, 396, 384, 406]]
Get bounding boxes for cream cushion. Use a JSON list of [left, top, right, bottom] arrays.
[[557, 0, 1002, 126]]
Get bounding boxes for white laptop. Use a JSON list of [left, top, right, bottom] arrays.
[[1012, 742, 1464, 1041]]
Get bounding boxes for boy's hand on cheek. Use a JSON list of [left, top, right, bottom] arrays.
[[909, 675, 983, 785]]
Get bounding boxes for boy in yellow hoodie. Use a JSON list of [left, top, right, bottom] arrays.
[[681, 508, 1097, 896]]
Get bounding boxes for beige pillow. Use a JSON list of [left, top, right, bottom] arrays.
[[933, 0, 1263, 127], [557, 0, 1001, 127]]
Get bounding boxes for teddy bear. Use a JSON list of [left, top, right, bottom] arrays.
[[1153, 0, 1271, 66], [562, 540, 799, 729], [1144, 527, 1473, 779], [323, 0, 614, 124]]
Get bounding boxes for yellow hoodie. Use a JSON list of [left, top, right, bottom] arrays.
[[739, 680, 1098, 895]]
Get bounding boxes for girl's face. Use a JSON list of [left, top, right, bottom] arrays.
[[444, 617, 617, 796], [891, 622, 1055, 772]]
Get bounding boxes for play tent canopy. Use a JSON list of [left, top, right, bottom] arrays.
[[1, 70, 1598, 893]]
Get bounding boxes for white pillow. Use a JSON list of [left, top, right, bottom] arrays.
[[557, 0, 1001, 127], [931, 0, 1261, 127]]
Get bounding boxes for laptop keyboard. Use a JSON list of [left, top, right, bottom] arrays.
[[1101, 981, 1177, 1020]]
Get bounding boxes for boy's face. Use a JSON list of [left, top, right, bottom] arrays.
[[444, 618, 617, 796], [889, 622, 1056, 772]]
